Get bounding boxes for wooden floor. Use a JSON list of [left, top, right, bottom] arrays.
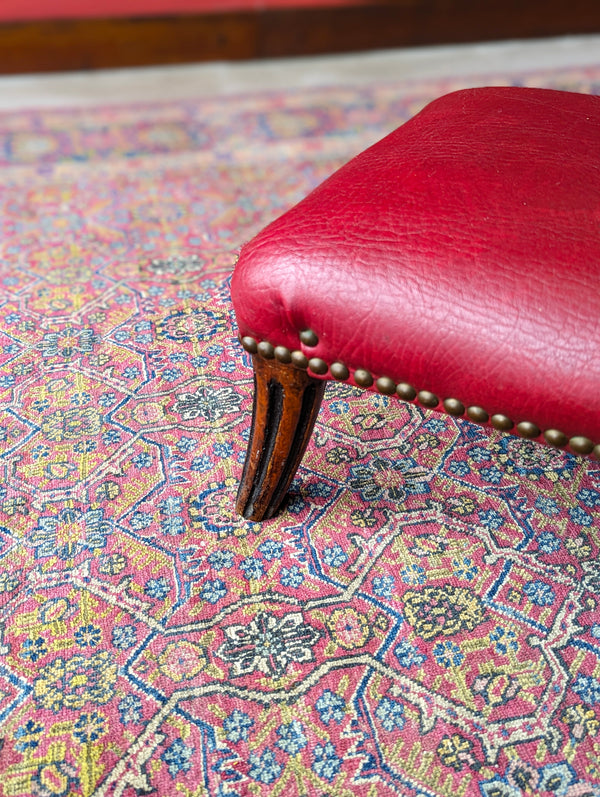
[[1, 0, 599, 73]]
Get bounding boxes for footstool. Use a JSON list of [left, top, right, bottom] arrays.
[[230, 86, 600, 521]]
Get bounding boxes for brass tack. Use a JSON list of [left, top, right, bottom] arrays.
[[490, 414, 513, 431], [300, 329, 319, 347], [570, 436, 594, 456], [330, 362, 349, 381], [274, 345, 292, 363], [594, 444, 600, 459], [396, 382, 417, 401], [544, 428, 568, 448], [376, 376, 396, 395], [354, 368, 373, 388], [308, 357, 328, 375], [516, 421, 540, 439], [467, 406, 489, 424], [290, 350, 308, 369], [240, 336, 258, 353], [257, 341, 275, 359], [418, 390, 439, 408], [443, 398, 465, 417]]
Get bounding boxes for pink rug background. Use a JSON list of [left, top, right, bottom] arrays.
[[0, 65, 599, 796]]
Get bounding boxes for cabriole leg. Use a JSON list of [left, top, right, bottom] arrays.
[[236, 354, 326, 521]]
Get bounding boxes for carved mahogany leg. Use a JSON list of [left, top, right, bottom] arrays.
[[236, 354, 326, 521]]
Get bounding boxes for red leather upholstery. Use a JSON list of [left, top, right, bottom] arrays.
[[231, 87, 600, 445]]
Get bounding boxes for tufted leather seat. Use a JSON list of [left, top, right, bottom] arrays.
[[231, 86, 600, 521]]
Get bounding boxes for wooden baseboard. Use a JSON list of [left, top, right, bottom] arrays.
[[0, 1, 599, 73]]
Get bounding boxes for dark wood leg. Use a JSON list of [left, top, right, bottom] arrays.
[[236, 354, 326, 521]]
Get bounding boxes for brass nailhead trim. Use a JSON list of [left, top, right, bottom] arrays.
[[354, 368, 373, 388], [330, 362, 349, 381], [239, 334, 596, 455], [257, 341, 275, 359], [418, 390, 439, 408], [308, 357, 328, 375], [516, 421, 540, 439], [376, 376, 396, 395], [443, 398, 465, 417], [467, 406, 489, 424], [570, 436, 594, 456], [300, 329, 319, 347], [241, 336, 258, 354], [290, 350, 309, 369], [396, 382, 417, 401], [274, 345, 292, 363], [491, 414, 513, 431], [544, 429, 568, 448]]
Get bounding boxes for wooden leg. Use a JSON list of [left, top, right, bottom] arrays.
[[236, 354, 326, 521]]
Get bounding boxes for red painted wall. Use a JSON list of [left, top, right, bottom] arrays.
[[0, 0, 367, 23]]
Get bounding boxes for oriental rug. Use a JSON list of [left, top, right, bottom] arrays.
[[0, 63, 600, 797]]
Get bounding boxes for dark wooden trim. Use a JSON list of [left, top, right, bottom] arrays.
[[0, 2, 598, 74], [236, 355, 326, 521]]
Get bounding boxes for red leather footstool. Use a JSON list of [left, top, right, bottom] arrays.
[[231, 87, 600, 521]]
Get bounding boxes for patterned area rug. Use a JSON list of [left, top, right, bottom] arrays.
[[1, 63, 600, 797]]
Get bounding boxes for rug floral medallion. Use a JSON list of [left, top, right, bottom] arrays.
[[0, 66, 599, 797]]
